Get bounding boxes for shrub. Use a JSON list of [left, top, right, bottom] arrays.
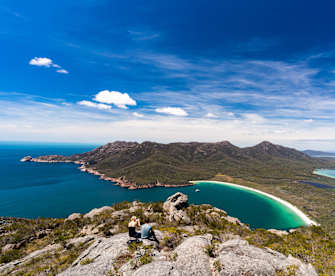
[[213, 260, 222, 272], [80, 258, 94, 265], [151, 201, 164, 213], [205, 244, 215, 258], [113, 201, 129, 211], [0, 249, 22, 264]]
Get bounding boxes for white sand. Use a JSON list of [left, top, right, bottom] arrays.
[[313, 169, 335, 179], [190, 180, 319, 226]]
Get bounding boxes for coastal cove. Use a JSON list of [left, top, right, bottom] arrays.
[[0, 143, 313, 230], [313, 169, 335, 179], [191, 181, 317, 227]]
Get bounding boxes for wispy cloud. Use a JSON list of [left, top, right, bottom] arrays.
[[242, 113, 266, 124], [133, 112, 144, 118], [130, 50, 335, 124], [128, 30, 160, 41], [205, 112, 218, 118], [77, 100, 111, 110], [5, 43, 335, 150], [29, 57, 69, 74], [155, 107, 188, 116], [137, 53, 193, 71], [56, 69, 69, 74], [0, 6, 26, 20]]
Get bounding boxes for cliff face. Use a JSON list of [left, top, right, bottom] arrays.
[[1, 193, 333, 275], [21, 140, 334, 187]]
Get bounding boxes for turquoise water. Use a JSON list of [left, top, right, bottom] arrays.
[[314, 169, 335, 179], [0, 142, 307, 230]]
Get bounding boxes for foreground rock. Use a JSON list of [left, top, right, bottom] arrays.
[[163, 192, 191, 224], [213, 238, 317, 276], [58, 232, 316, 276], [58, 234, 130, 276]]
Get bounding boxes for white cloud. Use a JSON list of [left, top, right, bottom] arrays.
[[304, 119, 314, 123], [226, 112, 235, 117], [155, 107, 188, 116], [77, 100, 111, 110], [94, 90, 136, 109], [243, 113, 266, 124], [2, 95, 335, 150], [29, 57, 53, 67], [133, 112, 144, 118], [205, 112, 218, 118], [29, 57, 69, 74], [56, 69, 69, 74]]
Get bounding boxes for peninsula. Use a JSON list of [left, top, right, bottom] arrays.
[[20, 140, 335, 190]]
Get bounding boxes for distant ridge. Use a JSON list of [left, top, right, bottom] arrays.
[[303, 150, 335, 157], [22, 140, 335, 188]]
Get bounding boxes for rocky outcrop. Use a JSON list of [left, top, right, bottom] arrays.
[[66, 213, 82, 221], [65, 236, 95, 249], [213, 238, 317, 276], [83, 206, 114, 219], [58, 234, 130, 276], [1, 243, 15, 253], [20, 156, 32, 162], [57, 232, 317, 276], [267, 229, 289, 236], [174, 235, 212, 275], [0, 244, 62, 275], [163, 192, 191, 224], [132, 261, 177, 276]]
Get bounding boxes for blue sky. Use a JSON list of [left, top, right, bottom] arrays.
[[1, 0, 335, 150]]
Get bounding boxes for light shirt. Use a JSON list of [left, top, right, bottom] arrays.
[[141, 224, 152, 238]]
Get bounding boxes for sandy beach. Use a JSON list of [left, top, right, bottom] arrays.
[[313, 169, 335, 179], [190, 180, 319, 226]]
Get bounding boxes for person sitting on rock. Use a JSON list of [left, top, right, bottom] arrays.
[[128, 216, 141, 242], [141, 223, 159, 243]]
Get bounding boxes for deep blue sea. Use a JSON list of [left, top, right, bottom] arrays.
[[0, 142, 309, 230]]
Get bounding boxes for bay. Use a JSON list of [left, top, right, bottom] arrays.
[[0, 142, 307, 230]]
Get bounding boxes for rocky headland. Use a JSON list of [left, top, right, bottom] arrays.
[[1, 192, 333, 275], [20, 155, 194, 190]]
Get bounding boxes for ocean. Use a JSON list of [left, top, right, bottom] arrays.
[[0, 142, 309, 230]]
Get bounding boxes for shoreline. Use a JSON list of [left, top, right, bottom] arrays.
[[313, 169, 335, 179], [190, 180, 319, 227], [21, 156, 194, 189]]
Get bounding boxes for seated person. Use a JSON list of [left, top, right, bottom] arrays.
[[128, 216, 141, 240], [141, 223, 159, 243]]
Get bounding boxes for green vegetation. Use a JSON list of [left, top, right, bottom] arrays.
[[213, 259, 222, 272], [37, 141, 335, 186], [138, 251, 153, 266], [80, 258, 94, 265]]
